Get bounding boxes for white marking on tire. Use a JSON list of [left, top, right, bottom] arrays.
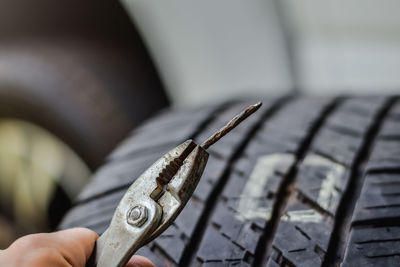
[[236, 154, 294, 221], [283, 154, 346, 223], [303, 155, 345, 212], [281, 209, 324, 223]]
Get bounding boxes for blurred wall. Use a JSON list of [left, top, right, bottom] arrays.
[[123, 0, 400, 106], [282, 0, 400, 94], [122, 0, 293, 107]]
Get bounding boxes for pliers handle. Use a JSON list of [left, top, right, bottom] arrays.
[[91, 140, 207, 267], [88, 102, 262, 267]]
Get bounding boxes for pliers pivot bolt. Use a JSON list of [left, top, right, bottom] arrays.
[[89, 102, 262, 267]]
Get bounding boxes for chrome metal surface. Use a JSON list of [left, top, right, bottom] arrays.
[[92, 102, 262, 266], [93, 140, 208, 267], [127, 205, 148, 227]]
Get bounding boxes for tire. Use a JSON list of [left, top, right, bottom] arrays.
[[0, 40, 168, 169], [59, 96, 400, 267], [0, 0, 169, 247], [0, 0, 169, 169]]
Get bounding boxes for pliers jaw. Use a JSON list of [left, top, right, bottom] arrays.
[[147, 140, 209, 243], [90, 102, 262, 267], [94, 140, 209, 267]]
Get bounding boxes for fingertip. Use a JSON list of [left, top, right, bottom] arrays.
[[126, 255, 155, 267], [59, 227, 98, 243], [54, 228, 99, 260], [72, 228, 99, 241]]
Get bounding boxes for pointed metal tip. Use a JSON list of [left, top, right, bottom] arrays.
[[251, 101, 262, 111], [247, 101, 262, 112], [200, 101, 263, 150]]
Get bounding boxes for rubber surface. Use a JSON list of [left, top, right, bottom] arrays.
[[59, 96, 400, 266], [0, 40, 168, 169], [0, 0, 168, 169]]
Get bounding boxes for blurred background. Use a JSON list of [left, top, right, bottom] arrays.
[[0, 0, 399, 248], [122, 0, 400, 105]]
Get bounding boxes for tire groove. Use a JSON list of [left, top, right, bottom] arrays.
[[180, 96, 292, 266], [253, 97, 342, 266], [73, 101, 237, 206], [188, 101, 239, 139], [322, 97, 397, 267], [352, 217, 400, 227]]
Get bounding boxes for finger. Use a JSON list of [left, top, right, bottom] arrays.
[[53, 228, 98, 264], [126, 255, 155, 267]]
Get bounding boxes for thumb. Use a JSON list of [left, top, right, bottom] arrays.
[[52, 228, 98, 265], [126, 255, 155, 267]]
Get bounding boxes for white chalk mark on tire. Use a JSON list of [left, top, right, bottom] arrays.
[[282, 154, 346, 223], [236, 153, 294, 221], [281, 209, 324, 223]]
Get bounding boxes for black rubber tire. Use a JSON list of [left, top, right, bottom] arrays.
[[0, 0, 169, 169], [59, 96, 400, 267], [0, 40, 168, 169]]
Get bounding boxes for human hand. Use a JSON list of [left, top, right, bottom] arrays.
[[0, 228, 154, 267]]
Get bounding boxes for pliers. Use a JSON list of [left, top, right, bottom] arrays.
[[89, 102, 262, 267]]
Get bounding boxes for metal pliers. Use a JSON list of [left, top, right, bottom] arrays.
[[89, 102, 262, 267]]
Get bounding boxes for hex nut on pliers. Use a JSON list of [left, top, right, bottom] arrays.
[[89, 102, 262, 267], [127, 205, 148, 227]]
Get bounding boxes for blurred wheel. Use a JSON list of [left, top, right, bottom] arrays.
[[0, 40, 168, 169], [0, 119, 90, 248]]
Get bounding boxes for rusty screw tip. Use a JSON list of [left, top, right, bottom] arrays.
[[200, 101, 262, 150], [254, 101, 262, 107]]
